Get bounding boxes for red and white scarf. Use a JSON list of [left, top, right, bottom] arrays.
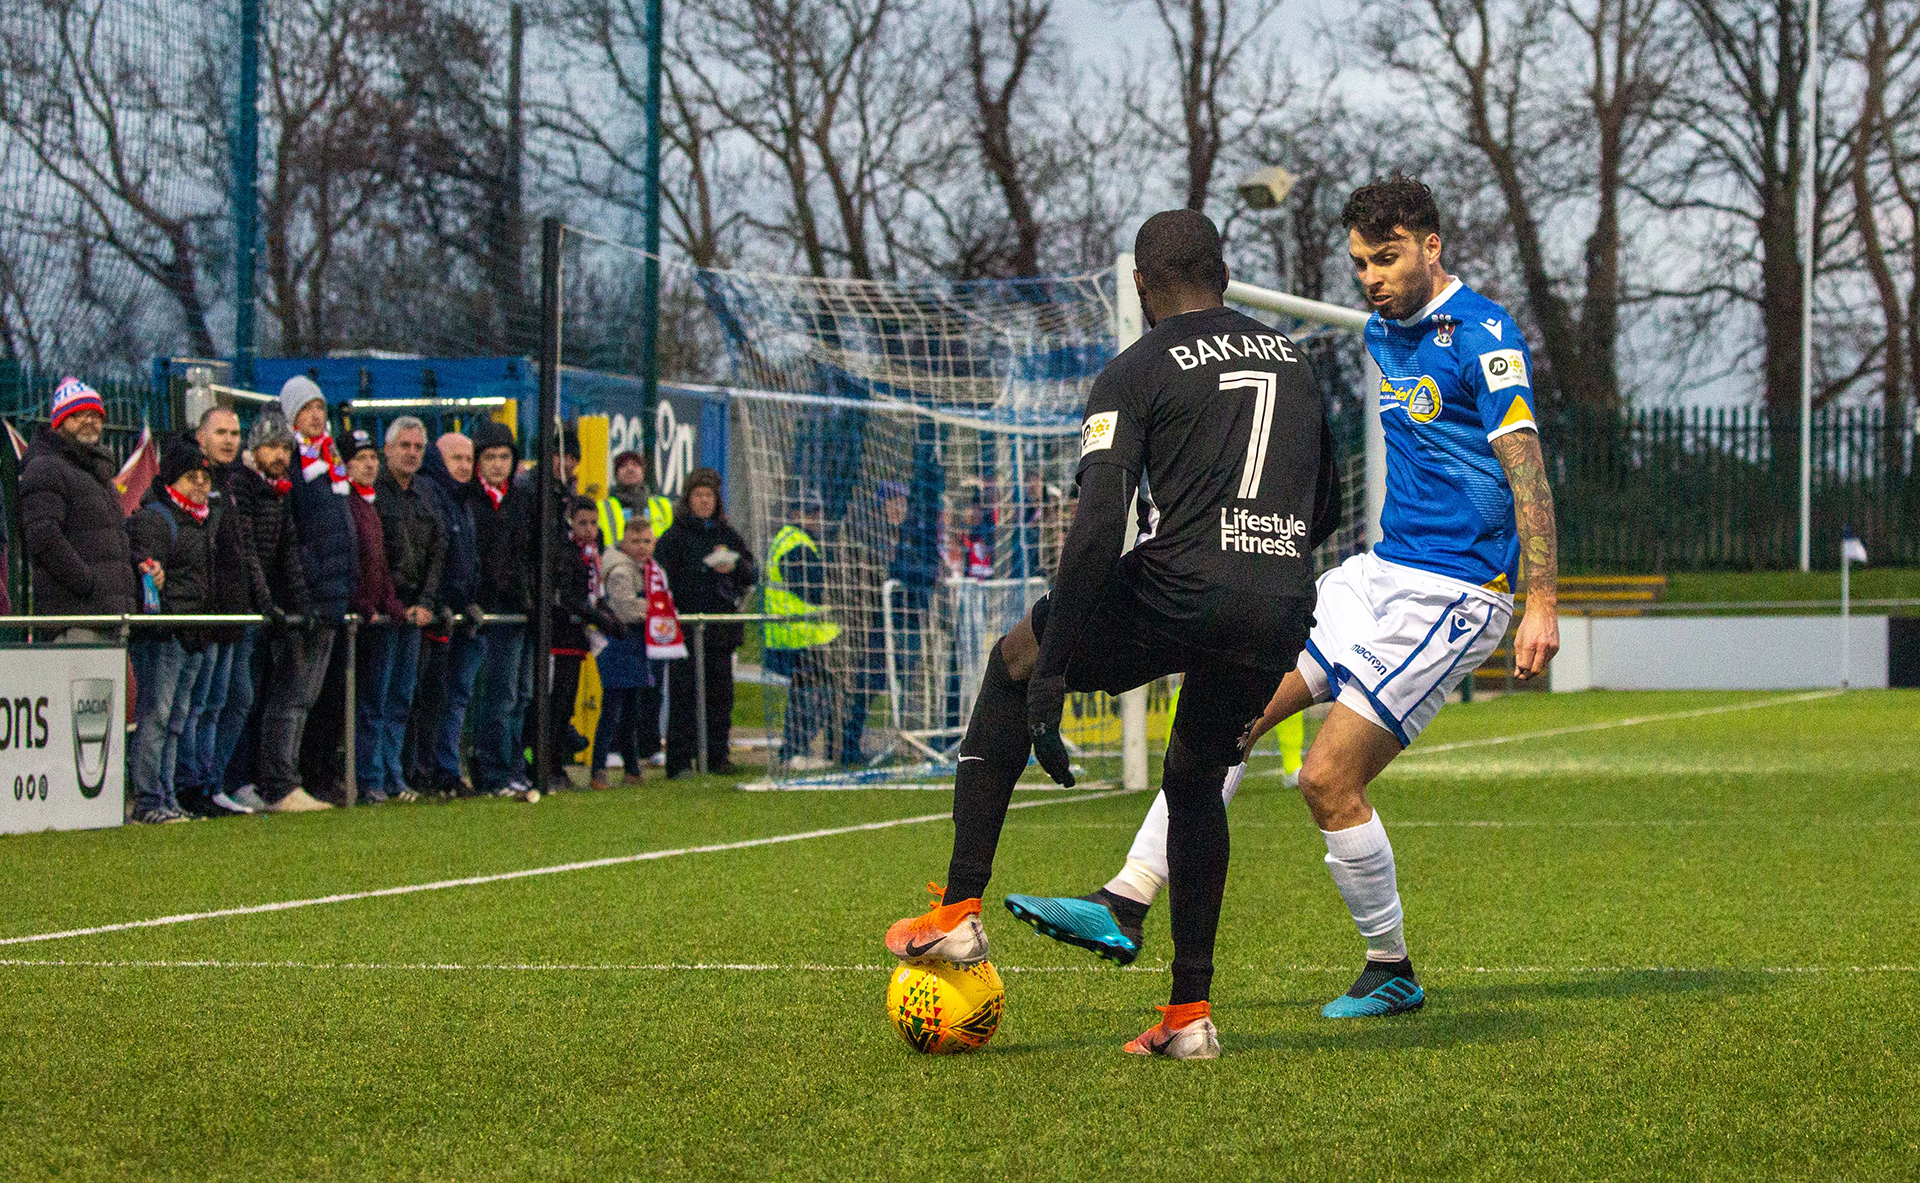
[[164, 484, 209, 523], [298, 433, 348, 493], [581, 540, 604, 600], [481, 479, 507, 509], [643, 558, 687, 659], [350, 480, 376, 504]]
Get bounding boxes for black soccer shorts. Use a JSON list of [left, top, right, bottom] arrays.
[[1029, 576, 1307, 768]]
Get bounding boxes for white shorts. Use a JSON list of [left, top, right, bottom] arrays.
[[1297, 552, 1512, 746]]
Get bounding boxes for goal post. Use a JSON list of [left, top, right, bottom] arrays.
[[562, 231, 1381, 791]]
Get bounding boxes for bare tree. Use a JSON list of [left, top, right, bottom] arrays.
[[1368, 0, 1677, 411], [1646, 0, 1855, 424], [1842, 0, 1920, 465], [0, 0, 226, 360], [670, 0, 935, 279], [962, 0, 1050, 276], [1124, 0, 1289, 213]]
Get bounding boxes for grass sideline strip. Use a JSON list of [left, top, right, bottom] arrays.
[[1251, 687, 1843, 776], [0, 785, 1141, 948], [2, 958, 1915, 974]]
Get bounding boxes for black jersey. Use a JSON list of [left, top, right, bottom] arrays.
[[1076, 305, 1337, 668]]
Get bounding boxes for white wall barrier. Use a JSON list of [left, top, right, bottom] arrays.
[[1551, 615, 1890, 692], [0, 644, 125, 834]]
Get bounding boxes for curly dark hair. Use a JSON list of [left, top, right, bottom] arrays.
[[1342, 177, 1442, 246]]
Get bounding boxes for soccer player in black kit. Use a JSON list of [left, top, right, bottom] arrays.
[[885, 209, 1340, 1059]]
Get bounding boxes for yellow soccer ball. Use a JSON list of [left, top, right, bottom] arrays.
[[886, 960, 1005, 1054]]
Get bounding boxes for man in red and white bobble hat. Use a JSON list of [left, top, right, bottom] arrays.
[[19, 377, 142, 640]]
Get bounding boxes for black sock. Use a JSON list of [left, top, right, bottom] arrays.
[[1350, 956, 1417, 994], [942, 642, 1031, 905], [1161, 734, 1231, 1006], [1088, 887, 1148, 932]]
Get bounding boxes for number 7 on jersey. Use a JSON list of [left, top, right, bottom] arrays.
[[1222, 371, 1279, 499]]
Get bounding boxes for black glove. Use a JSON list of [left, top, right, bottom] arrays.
[[1026, 672, 1075, 787], [262, 602, 290, 629], [461, 603, 485, 638], [593, 606, 628, 641]]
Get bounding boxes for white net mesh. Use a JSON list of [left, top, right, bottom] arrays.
[[566, 234, 1369, 786]]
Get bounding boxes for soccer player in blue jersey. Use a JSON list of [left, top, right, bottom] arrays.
[[1005, 177, 1561, 1019]]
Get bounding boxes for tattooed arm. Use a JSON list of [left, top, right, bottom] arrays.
[[1491, 428, 1560, 680]]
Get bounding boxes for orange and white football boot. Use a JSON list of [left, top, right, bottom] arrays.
[[885, 883, 989, 966], [1123, 1002, 1220, 1060]]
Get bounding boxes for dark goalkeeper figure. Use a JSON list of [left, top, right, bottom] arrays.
[[884, 210, 1340, 1059]]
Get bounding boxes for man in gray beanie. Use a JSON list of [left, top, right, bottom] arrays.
[[215, 409, 319, 811]]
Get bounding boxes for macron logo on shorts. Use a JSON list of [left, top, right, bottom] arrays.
[[1219, 507, 1306, 557]]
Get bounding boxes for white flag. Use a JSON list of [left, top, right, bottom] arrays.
[[1841, 533, 1868, 565]]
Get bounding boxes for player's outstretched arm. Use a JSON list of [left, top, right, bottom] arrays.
[[1491, 428, 1560, 680]]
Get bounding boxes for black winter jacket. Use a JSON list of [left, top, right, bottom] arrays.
[[374, 470, 446, 609], [128, 489, 219, 644], [18, 429, 137, 616], [420, 445, 479, 612], [287, 437, 358, 619], [226, 463, 308, 616], [471, 423, 530, 615], [655, 515, 759, 650]]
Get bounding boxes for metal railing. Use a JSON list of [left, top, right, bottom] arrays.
[[0, 606, 825, 793]]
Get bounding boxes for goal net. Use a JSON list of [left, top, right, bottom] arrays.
[[654, 251, 1373, 789]]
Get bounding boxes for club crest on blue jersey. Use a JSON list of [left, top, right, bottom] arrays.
[[1433, 317, 1455, 347], [1380, 374, 1444, 424]]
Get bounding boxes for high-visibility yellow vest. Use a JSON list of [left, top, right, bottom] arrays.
[[763, 525, 840, 650], [598, 493, 674, 548]]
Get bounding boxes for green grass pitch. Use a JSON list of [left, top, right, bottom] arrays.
[[1, 689, 1916, 1180]]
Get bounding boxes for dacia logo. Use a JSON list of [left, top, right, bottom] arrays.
[[1380, 375, 1444, 424]]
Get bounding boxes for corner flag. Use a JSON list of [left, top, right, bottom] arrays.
[[1841, 531, 1868, 566]]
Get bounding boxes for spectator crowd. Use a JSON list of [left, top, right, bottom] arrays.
[[12, 376, 1070, 821], [15, 377, 760, 824]]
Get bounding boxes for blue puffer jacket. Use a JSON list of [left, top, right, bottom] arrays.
[[287, 435, 358, 619], [420, 443, 479, 612]]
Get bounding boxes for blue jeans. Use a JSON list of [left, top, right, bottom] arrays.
[[130, 637, 206, 815], [354, 625, 422, 795], [176, 639, 231, 789], [472, 623, 532, 791], [432, 631, 486, 786], [212, 628, 258, 791]]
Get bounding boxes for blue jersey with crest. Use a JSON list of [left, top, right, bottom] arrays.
[[1366, 278, 1537, 590]]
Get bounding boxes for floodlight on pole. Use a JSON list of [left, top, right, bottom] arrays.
[[1238, 165, 1298, 211]]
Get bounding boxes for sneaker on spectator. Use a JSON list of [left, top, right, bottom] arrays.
[[230, 785, 270, 812], [175, 786, 219, 818], [207, 791, 254, 815], [360, 789, 389, 805], [649, 752, 666, 767], [266, 787, 332, 813], [390, 786, 419, 803], [132, 807, 187, 825]]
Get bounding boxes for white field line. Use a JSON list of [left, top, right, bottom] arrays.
[[0, 958, 1913, 975], [1251, 688, 1846, 777], [0, 786, 1141, 948]]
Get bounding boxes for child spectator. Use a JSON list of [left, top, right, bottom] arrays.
[[590, 520, 684, 789], [125, 435, 218, 823]]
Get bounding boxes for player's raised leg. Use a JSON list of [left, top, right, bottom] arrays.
[[1006, 668, 1317, 964], [883, 613, 1040, 965], [1298, 703, 1420, 1016]]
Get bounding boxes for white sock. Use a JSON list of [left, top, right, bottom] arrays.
[[1320, 809, 1407, 961], [1106, 763, 1249, 906]]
